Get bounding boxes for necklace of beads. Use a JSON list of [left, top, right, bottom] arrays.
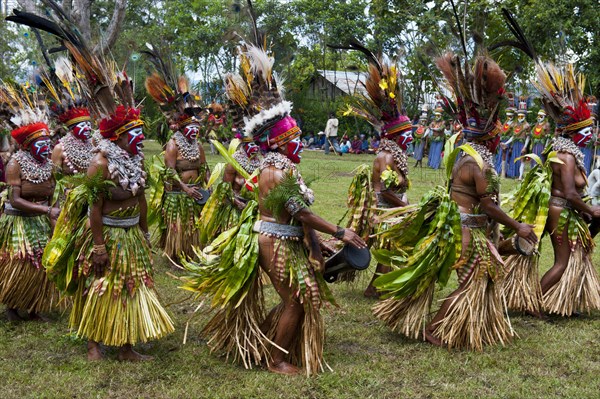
[[233, 148, 261, 174], [173, 132, 200, 162], [60, 133, 94, 172], [552, 136, 586, 172], [260, 151, 314, 206], [379, 139, 409, 177], [13, 150, 53, 184], [97, 140, 146, 196], [468, 142, 495, 169]]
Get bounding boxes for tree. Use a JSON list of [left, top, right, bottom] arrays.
[[16, 0, 128, 54]]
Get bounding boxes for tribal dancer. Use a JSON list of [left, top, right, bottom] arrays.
[[12, 8, 176, 359], [427, 107, 445, 169], [412, 112, 428, 167], [144, 49, 209, 260], [530, 109, 551, 160], [334, 42, 414, 297], [182, 30, 365, 375], [504, 98, 529, 179], [497, 8, 600, 317], [373, 45, 536, 350], [495, 102, 516, 176], [0, 87, 61, 321]]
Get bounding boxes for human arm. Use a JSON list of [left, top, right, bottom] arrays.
[[51, 143, 64, 169], [164, 140, 202, 200], [470, 161, 537, 243], [6, 159, 59, 218], [374, 153, 408, 207]]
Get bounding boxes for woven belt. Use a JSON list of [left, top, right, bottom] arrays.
[[549, 196, 571, 209], [102, 214, 140, 228], [460, 213, 488, 228], [253, 220, 304, 239], [165, 183, 201, 194], [3, 202, 47, 217]]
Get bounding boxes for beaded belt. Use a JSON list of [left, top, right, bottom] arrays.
[[460, 213, 487, 228], [549, 196, 571, 209], [102, 214, 140, 228], [3, 202, 47, 217], [253, 220, 304, 239]]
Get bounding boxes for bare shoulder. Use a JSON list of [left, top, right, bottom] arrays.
[[5, 157, 21, 175]]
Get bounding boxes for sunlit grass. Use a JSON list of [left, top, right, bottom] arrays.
[[1, 142, 599, 398]]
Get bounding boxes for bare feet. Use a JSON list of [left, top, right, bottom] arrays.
[[267, 361, 301, 375], [6, 308, 23, 322], [87, 341, 104, 361], [118, 345, 154, 362], [424, 329, 443, 347]]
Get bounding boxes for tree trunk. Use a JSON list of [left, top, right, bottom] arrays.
[[17, 0, 128, 55]]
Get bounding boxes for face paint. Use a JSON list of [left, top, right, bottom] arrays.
[[183, 123, 200, 140], [127, 127, 145, 155], [243, 142, 259, 158], [435, 113, 442, 121], [71, 120, 92, 140], [506, 113, 514, 121], [517, 115, 526, 123], [286, 137, 303, 164], [573, 126, 593, 147], [30, 137, 51, 162], [396, 131, 413, 151], [537, 115, 545, 123]]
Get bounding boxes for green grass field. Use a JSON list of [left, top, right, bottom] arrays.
[[1, 141, 600, 399]]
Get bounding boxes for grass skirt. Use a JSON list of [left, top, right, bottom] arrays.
[[502, 254, 543, 314], [543, 242, 600, 316], [74, 208, 174, 346], [262, 233, 336, 376], [434, 227, 513, 351], [161, 191, 202, 259], [0, 213, 61, 313]]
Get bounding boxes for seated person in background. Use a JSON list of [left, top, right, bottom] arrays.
[[351, 135, 363, 154], [369, 134, 380, 154], [361, 134, 370, 153], [340, 135, 351, 153]]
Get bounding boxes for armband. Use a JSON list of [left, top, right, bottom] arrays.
[[284, 197, 306, 216]]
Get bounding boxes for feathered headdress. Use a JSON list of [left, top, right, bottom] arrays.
[[494, 8, 593, 134], [38, 56, 91, 128], [143, 43, 203, 130], [7, 1, 142, 141], [331, 40, 412, 142], [0, 83, 50, 147], [222, 1, 300, 151]]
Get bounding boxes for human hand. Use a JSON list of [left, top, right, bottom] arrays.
[[340, 228, 367, 249], [49, 207, 61, 220], [516, 223, 537, 245], [591, 205, 600, 219], [319, 240, 338, 257], [184, 186, 203, 201], [92, 252, 109, 276]]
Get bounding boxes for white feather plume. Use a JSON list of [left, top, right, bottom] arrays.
[[245, 45, 274, 84], [54, 56, 75, 84], [243, 101, 292, 136]]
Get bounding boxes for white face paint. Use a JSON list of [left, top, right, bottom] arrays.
[[287, 137, 303, 163], [127, 127, 145, 155], [32, 137, 51, 161], [506, 113, 514, 121], [537, 115, 545, 123], [72, 120, 92, 140], [518, 114, 526, 123], [434, 113, 442, 121], [183, 123, 200, 140]]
